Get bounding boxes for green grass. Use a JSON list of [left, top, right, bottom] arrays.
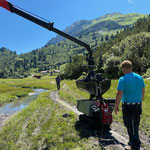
[[58, 80, 89, 105], [89, 13, 146, 27], [0, 82, 32, 105], [0, 90, 102, 150], [0, 76, 103, 150], [0, 76, 56, 105], [140, 79, 150, 136], [0, 76, 55, 89]]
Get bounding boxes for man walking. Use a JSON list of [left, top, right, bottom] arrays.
[[56, 75, 61, 90], [114, 60, 145, 150]]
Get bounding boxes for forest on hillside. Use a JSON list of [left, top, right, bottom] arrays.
[[63, 15, 150, 79], [0, 14, 150, 79]]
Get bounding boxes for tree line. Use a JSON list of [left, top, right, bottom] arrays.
[[63, 15, 150, 79]]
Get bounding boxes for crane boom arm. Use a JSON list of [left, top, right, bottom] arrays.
[[0, 0, 91, 52], [0, 0, 94, 69]]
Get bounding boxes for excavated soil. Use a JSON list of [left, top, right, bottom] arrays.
[[50, 90, 150, 150]]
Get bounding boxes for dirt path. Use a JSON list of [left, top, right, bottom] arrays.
[[0, 112, 17, 131], [50, 90, 150, 150], [0, 114, 10, 129]]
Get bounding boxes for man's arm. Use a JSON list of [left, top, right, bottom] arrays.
[[142, 87, 145, 103], [114, 90, 123, 114]]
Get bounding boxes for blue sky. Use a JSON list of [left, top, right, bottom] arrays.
[[0, 0, 150, 54]]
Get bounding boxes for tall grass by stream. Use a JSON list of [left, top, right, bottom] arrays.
[[0, 91, 85, 150], [0, 76, 55, 105], [0, 77, 103, 150], [0, 82, 32, 105]]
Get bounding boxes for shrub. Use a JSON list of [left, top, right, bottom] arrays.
[[63, 55, 88, 79], [104, 56, 121, 79], [143, 68, 150, 78]]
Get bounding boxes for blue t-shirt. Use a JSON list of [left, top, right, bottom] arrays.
[[117, 72, 145, 103]]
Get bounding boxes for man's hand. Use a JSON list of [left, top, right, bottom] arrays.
[[114, 90, 123, 115], [114, 106, 119, 114]]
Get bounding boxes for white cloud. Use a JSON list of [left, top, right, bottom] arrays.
[[128, 0, 133, 4]]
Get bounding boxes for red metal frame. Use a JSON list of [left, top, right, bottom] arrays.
[[0, 0, 10, 11]]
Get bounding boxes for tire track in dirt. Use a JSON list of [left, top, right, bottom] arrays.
[[0, 114, 11, 129], [50, 90, 82, 116], [0, 112, 18, 131], [50, 90, 132, 150], [50, 90, 150, 150]]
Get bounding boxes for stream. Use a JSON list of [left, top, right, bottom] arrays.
[[0, 89, 47, 129]]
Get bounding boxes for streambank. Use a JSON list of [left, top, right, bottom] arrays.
[[0, 89, 47, 129]]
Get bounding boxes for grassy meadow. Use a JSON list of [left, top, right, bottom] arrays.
[[0, 76, 56, 89], [0, 82, 32, 105], [0, 76, 149, 150], [0, 76, 55, 105]]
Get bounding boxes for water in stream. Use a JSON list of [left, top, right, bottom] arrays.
[[0, 89, 47, 128]]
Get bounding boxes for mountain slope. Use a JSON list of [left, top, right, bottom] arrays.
[[46, 20, 92, 45], [46, 13, 145, 45]]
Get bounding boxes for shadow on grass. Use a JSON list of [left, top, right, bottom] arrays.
[[75, 120, 126, 148]]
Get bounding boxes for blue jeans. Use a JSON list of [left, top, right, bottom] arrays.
[[122, 103, 142, 150]]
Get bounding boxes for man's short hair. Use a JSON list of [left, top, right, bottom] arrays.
[[121, 60, 132, 69]]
